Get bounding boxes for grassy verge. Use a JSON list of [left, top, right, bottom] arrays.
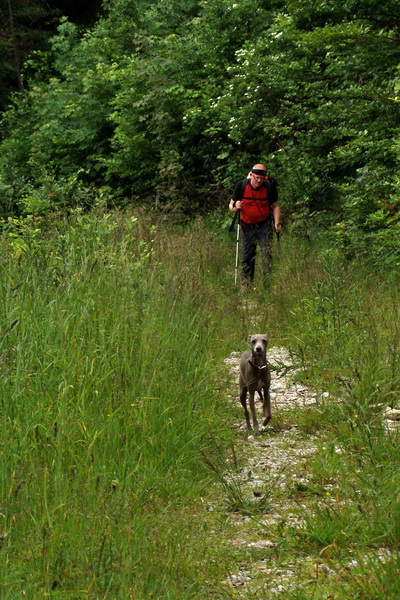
[[0, 209, 244, 598], [279, 248, 400, 599]]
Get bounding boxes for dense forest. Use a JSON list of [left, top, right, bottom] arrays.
[[0, 0, 399, 271]]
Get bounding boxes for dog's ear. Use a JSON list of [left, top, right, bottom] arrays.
[[248, 334, 254, 343]]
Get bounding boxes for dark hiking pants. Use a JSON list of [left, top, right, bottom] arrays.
[[240, 219, 273, 284]]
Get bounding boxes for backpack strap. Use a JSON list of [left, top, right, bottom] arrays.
[[241, 178, 273, 201], [240, 177, 273, 199], [240, 178, 249, 199]]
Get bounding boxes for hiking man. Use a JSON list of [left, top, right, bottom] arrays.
[[229, 163, 282, 285]]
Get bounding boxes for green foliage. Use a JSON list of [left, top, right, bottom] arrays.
[[0, 0, 399, 269]]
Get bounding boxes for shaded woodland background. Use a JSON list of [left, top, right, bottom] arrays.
[[1, 0, 399, 271]]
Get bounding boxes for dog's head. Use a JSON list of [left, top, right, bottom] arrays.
[[248, 334, 268, 355]]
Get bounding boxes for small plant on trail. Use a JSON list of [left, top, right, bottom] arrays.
[[202, 438, 272, 516]]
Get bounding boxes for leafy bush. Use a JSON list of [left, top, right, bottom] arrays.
[[0, 0, 399, 270]]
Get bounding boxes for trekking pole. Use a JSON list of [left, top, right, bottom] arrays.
[[234, 210, 241, 285]]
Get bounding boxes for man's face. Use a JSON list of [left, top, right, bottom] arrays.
[[250, 172, 265, 189]]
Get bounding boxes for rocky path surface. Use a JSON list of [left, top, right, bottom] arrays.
[[219, 346, 398, 597], [221, 346, 323, 596]]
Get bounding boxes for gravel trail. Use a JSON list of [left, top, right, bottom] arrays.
[[218, 346, 397, 597], [220, 347, 322, 595]]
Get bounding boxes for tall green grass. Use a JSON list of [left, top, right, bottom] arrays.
[[265, 239, 400, 599], [0, 209, 243, 598], [0, 209, 398, 598]]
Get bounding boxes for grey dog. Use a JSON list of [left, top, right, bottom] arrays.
[[239, 334, 271, 434]]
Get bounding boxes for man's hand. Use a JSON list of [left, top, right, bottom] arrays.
[[229, 199, 242, 212]]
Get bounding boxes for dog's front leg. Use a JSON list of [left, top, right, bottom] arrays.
[[262, 386, 271, 426], [240, 387, 252, 430], [249, 391, 260, 434]]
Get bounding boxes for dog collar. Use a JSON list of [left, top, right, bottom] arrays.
[[249, 361, 267, 371]]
